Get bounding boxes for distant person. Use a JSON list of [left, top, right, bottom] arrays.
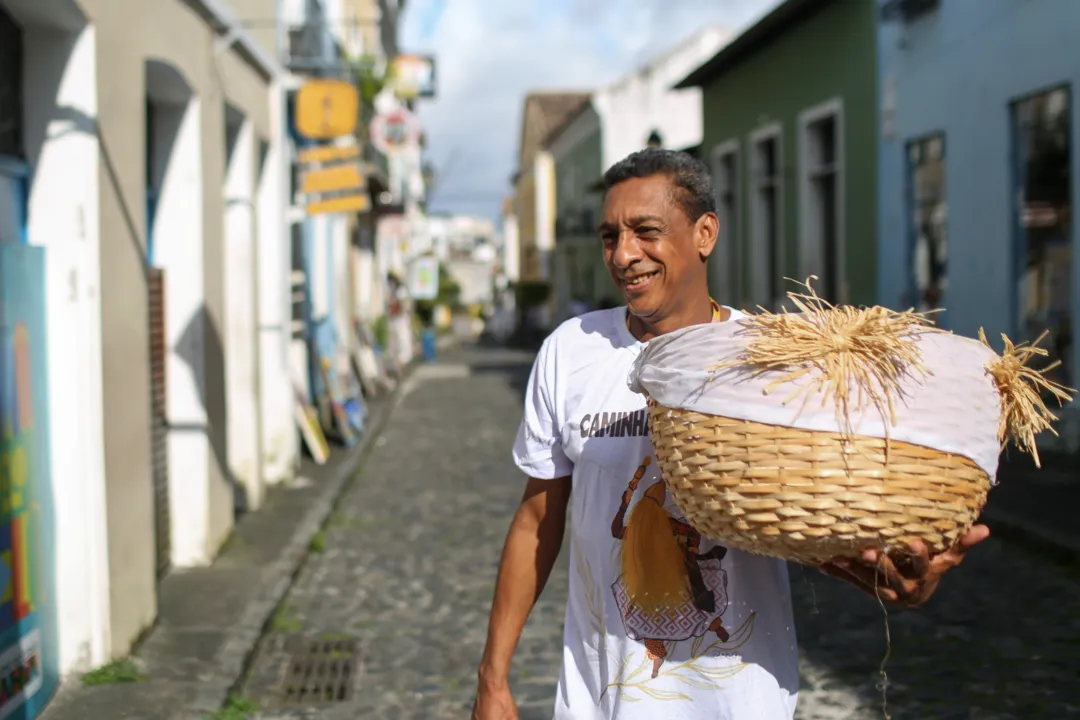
[[471, 148, 989, 719]]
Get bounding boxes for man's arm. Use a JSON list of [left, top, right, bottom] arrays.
[[474, 475, 572, 712]]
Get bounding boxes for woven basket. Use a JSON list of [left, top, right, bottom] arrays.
[[646, 400, 993, 565]]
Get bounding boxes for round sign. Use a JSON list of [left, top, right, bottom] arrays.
[[370, 109, 421, 156]]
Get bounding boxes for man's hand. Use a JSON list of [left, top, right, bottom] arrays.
[[819, 524, 990, 609], [472, 677, 518, 720]]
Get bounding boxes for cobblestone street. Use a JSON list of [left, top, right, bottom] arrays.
[[242, 347, 1080, 719]]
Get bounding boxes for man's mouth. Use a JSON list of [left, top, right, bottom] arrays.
[[622, 270, 659, 292]]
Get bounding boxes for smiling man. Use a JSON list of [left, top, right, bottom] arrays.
[[471, 149, 988, 719]]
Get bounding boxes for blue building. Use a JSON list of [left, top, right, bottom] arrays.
[[877, 0, 1078, 400]]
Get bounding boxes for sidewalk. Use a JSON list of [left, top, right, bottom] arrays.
[[40, 383, 408, 720], [982, 452, 1080, 555]]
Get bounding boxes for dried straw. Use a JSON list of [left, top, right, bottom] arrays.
[[979, 328, 1074, 468], [715, 277, 939, 436]]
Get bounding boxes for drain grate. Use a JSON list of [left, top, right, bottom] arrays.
[[278, 636, 359, 706]]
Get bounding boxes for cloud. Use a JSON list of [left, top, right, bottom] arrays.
[[400, 0, 782, 220]]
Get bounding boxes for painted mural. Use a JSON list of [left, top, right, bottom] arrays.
[[0, 245, 58, 718]]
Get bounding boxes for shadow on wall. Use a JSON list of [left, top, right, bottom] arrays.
[[172, 305, 246, 515], [49, 106, 246, 515], [49, 105, 152, 282]]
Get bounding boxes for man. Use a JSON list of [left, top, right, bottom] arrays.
[[472, 149, 989, 719]]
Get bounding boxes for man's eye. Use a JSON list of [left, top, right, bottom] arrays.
[[637, 226, 659, 236], [601, 232, 617, 243]]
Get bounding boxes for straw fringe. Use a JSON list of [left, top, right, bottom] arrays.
[[978, 328, 1074, 468], [715, 277, 940, 437]]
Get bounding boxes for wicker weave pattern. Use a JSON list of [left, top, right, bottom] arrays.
[[647, 401, 992, 565]]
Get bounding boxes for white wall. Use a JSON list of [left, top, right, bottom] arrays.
[[352, 221, 380, 322], [331, 213, 352, 371], [594, 25, 732, 169], [23, 22, 111, 676], [152, 98, 212, 567], [257, 81, 297, 484], [309, 214, 330, 319], [502, 213, 520, 283], [533, 152, 555, 282], [223, 119, 264, 510]]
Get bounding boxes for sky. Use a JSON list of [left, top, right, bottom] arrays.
[[398, 0, 783, 223]]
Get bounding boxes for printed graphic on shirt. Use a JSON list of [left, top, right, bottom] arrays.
[[579, 409, 650, 439], [598, 456, 757, 704]]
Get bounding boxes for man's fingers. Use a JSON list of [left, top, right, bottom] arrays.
[[820, 560, 898, 602], [890, 544, 931, 581], [861, 551, 916, 593], [957, 523, 991, 551], [929, 524, 992, 572]]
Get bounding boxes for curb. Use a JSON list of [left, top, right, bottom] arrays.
[[186, 375, 413, 717]]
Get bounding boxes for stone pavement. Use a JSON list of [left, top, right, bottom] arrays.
[[236, 346, 1080, 720], [984, 452, 1080, 554], [790, 538, 1080, 719], [241, 348, 567, 719]]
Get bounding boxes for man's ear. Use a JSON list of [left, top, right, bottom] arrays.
[[696, 212, 719, 262]]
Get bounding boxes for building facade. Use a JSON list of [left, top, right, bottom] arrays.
[[594, 25, 732, 172], [0, 1, 416, 714], [511, 92, 589, 290], [549, 103, 607, 318], [500, 196, 520, 286], [680, 0, 878, 311], [0, 0, 296, 709], [546, 25, 733, 319], [876, 0, 1080, 449]]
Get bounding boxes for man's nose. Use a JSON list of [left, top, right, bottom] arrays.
[[611, 232, 643, 269]]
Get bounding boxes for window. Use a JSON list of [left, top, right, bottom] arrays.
[[799, 99, 844, 304], [750, 125, 783, 309], [906, 133, 947, 317], [1012, 86, 1072, 388], [711, 141, 740, 306]]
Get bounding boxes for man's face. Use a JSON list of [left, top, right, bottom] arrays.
[[599, 174, 716, 320]]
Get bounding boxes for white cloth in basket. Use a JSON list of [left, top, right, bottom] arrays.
[[628, 319, 1003, 481]]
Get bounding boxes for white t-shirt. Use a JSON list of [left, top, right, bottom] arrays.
[[513, 306, 799, 720]]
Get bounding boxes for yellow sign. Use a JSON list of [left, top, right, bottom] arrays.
[[295, 80, 359, 139], [306, 194, 372, 216], [302, 163, 366, 195], [297, 144, 362, 165]]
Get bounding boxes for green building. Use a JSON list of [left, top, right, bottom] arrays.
[[547, 101, 613, 318], [677, 0, 878, 311]]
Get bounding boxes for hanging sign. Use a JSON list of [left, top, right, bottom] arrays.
[[296, 138, 373, 216], [297, 144, 361, 165], [408, 256, 439, 301], [389, 55, 437, 100], [295, 80, 359, 139], [302, 163, 366, 196], [306, 194, 371, 216], [370, 108, 421, 157]]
